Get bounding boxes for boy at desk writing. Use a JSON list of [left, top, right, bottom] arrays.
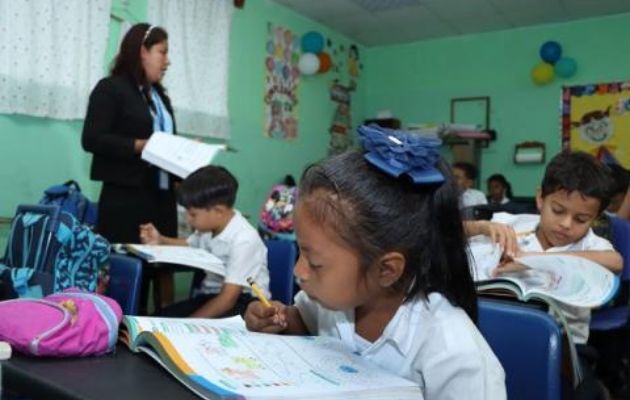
[[140, 165, 270, 318], [473, 151, 622, 397]]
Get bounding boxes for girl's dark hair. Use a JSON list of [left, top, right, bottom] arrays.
[[487, 174, 513, 198], [284, 174, 297, 187], [299, 151, 477, 321], [111, 23, 169, 111], [178, 166, 238, 209], [541, 151, 614, 213]]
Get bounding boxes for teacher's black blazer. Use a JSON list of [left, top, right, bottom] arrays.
[[82, 75, 177, 188]]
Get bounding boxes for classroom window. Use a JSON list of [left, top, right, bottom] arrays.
[[148, 0, 233, 139], [0, 0, 111, 119]]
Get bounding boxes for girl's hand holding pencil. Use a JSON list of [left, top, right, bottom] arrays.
[[245, 277, 288, 333], [244, 299, 289, 333]]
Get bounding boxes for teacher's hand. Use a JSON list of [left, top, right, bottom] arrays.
[[134, 139, 148, 154]]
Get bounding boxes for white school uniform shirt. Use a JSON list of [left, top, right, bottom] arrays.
[[492, 213, 614, 344], [294, 291, 506, 400], [462, 188, 488, 208], [187, 210, 270, 298]]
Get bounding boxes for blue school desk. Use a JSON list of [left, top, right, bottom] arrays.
[[1, 344, 199, 400]]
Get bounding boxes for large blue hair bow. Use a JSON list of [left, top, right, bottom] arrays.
[[358, 124, 444, 184]]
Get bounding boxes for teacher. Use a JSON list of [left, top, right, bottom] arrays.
[[82, 23, 177, 312]]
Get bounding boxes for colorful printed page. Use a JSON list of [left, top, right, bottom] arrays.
[[123, 316, 422, 400], [124, 316, 245, 348], [512, 254, 619, 308], [468, 244, 619, 308], [124, 244, 226, 276]]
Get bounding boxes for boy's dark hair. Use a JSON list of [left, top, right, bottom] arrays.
[[300, 151, 477, 321], [178, 166, 238, 209], [487, 173, 513, 198], [541, 151, 614, 213], [607, 163, 629, 196], [453, 162, 478, 181]]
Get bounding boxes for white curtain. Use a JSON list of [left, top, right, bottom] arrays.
[[0, 0, 112, 119], [148, 0, 233, 139]]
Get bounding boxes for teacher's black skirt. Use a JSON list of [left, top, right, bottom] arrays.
[[96, 183, 177, 244]]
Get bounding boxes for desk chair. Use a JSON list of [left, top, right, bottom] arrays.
[[478, 298, 562, 400], [264, 239, 297, 304], [106, 254, 142, 315], [589, 216, 630, 393], [591, 216, 630, 330]]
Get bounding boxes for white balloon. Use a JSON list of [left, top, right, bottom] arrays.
[[298, 53, 320, 75]]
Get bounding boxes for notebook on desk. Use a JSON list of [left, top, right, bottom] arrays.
[[120, 316, 423, 400]]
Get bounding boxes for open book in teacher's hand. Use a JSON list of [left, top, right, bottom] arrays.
[[142, 132, 226, 178], [468, 236, 619, 308], [120, 316, 423, 400], [123, 244, 226, 277]]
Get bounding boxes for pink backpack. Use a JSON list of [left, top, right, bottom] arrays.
[[0, 289, 122, 357]]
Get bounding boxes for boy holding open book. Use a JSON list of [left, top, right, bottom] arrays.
[[470, 151, 622, 397], [139, 165, 270, 318]]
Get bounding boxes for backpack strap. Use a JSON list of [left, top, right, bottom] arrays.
[[6, 212, 50, 271], [10, 267, 43, 298]]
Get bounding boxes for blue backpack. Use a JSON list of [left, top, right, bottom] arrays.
[[39, 180, 98, 228], [0, 205, 110, 299]]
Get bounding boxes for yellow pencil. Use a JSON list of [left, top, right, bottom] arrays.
[[247, 277, 272, 308]]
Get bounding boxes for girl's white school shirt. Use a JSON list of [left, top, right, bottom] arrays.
[[294, 291, 506, 400]]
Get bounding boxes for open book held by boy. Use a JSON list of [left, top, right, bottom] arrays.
[[466, 151, 622, 395], [467, 152, 622, 343]]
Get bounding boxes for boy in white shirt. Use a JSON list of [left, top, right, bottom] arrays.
[[489, 152, 622, 398], [493, 152, 622, 317], [453, 162, 488, 208], [140, 165, 270, 318]]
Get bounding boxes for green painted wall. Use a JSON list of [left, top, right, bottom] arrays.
[[0, 0, 365, 221], [219, 0, 366, 220], [2, 2, 625, 245], [0, 0, 365, 304], [363, 13, 630, 196]]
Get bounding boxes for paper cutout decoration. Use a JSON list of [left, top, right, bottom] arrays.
[[328, 81, 354, 155], [264, 25, 300, 140]]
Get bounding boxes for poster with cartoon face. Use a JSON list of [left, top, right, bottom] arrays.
[[562, 82, 630, 167]]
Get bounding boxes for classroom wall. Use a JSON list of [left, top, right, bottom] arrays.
[[3, 3, 626, 219], [363, 13, 630, 196], [219, 0, 366, 220], [0, 0, 366, 222]]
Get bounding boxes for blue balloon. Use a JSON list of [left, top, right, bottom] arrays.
[[539, 41, 562, 64], [554, 57, 577, 78], [301, 31, 324, 53]]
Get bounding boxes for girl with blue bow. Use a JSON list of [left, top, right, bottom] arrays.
[[245, 125, 506, 399]]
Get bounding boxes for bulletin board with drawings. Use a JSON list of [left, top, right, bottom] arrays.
[[561, 81, 630, 168]]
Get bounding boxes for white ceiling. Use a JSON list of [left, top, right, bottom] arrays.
[[270, 0, 630, 47]]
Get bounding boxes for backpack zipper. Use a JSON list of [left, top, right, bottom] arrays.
[[55, 292, 119, 351], [0, 298, 72, 355]]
